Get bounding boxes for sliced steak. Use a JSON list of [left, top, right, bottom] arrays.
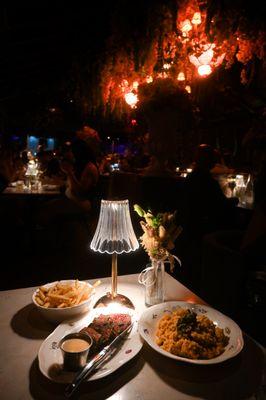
[[79, 313, 132, 353]]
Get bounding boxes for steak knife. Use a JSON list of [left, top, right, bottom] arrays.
[[65, 322, 133, 398]]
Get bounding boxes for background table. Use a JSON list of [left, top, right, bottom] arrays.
[[0, 273, 265, 400], [2, 185, 61, 198]]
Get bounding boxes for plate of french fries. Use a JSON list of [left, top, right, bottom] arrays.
[[32, 279, 101, 323]]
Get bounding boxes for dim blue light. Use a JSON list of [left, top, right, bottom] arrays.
[[27, 136, 39, 153], [46, 138, 55, 151]]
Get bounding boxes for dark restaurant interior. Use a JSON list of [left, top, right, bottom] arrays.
[[1, 0, 266, 351]]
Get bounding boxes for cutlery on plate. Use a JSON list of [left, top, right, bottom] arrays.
[[65, 322, 133, 398]]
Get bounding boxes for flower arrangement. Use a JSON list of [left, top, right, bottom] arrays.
[[134, 204, 182, 272]]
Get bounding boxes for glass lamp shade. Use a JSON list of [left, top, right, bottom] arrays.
[[90, 200, 139, 254], [90, 200, 139, 309]]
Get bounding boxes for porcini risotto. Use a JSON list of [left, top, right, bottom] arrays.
[[156, 307, 229, 359]]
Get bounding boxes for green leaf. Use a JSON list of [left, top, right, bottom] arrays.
[[133, 204, 145, 217]]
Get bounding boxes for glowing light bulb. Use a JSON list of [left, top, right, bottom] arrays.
[[191, 12, 201, 25], [180, 19, 192, 33], [125, 92, 138, 108], [198, 64, 212, 76], [120, 79, 129, 92], [132, 81, 139, 90], [163, 63, 171, 70], [177, 72, 185, 81], [146, 75, 153, 83], [185, 85, 191, 93]]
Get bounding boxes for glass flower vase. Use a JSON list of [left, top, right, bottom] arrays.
[[144, 259, 165, 307]]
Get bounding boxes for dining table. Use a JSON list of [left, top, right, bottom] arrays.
[[2, 184, 61, 198], [0, 273, 265, 400]]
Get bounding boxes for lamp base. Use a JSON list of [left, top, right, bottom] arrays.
[[93, 292, 135, 309]]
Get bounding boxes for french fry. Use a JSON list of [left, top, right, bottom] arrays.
[[35, 296, 44, 306], [93, 280, 101, 288], [35, 280, 97, 309], [38, 290, 46, 301], [74, 284, 87, 305], [58, 302, 67, 308], [49, 293, 71, 301]]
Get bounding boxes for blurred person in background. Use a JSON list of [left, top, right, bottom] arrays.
[[210, 149, 235, 175], [0, 147, 25, 191], [183, 144, 239, 236], [36, 137, 99, 227], [42, 157, 66, 185], [30, 134, 101, 278], [61, 138, 99, 212], [0, 149, 16, 192]]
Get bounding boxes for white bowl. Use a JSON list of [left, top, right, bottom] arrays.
[[32, 280, 95, 324]]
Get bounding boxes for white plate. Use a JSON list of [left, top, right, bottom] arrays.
[[38, 308, 142, 382], [138, 301, 244, 365]]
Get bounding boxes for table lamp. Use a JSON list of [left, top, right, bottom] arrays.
[[90, 199, 139, 308]]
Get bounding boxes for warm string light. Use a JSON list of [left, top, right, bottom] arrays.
[[177, 72, 186, 81], [146, 76, 153, 83], [191, 12, 201, 25], [118, 6, 227, 108], [189, 44, 224, 77], [98, 0, 265, 115], [125, 92, 138, 108], [180, 19, 192, 34], [198, 64, 212, 76], [163, 63, 171, 70]]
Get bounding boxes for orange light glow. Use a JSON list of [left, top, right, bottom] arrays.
[[158, 71, 168, 78], [120, 79, 129, 93], [191, 12, 201, 25], [125, 92, 138, 108], [185, 85, 191, 93], [180, 19, 192, 33], [198, 64, 212, 76], [146, 75, 153, 83], [189, 45, 214, 68], [177, 72, 185, 81], [132, 81, 139, 90], [163, 63, 171, 70]]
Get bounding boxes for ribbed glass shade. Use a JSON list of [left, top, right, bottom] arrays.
[[90, 200, 139, 254]]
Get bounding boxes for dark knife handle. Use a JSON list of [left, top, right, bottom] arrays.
[[65, 351, 109, 398], [65, 323, 133, 398]]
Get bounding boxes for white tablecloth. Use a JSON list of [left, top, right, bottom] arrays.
[[0, 273, 265, 400]]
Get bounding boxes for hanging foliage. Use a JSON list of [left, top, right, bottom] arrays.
[[89, 0, 265, 118]]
